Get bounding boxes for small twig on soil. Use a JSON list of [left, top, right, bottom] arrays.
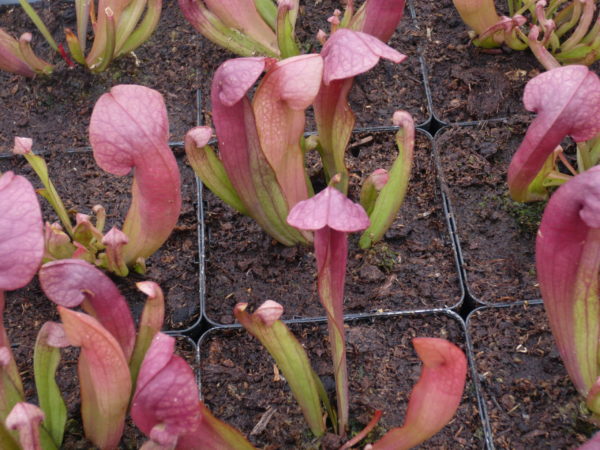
[[250, 406, 277, 436], [348, 136, 373, 150]]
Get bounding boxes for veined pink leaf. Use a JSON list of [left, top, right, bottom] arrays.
[[508, 66, 600, 202], [288, 187, 369, 432], [536, 166, 600, 413], [321, 29, 406, 85], [58, 307, 131, 449], [211, 57, 307, 245], [0, 172, 44, 291], [287, 185, 370, 232], [348, 0, 406, 43], [89, 85, 182, 266], [314, 29, 406, 191], [204, 0, 277, 51], [132, 333, 254, 449], [0, 171, 40, 422], [5, 402, 44, 450], [312, 76, 355, 190], [131, 333, 201, 442], [369, 338, 467, 449], [210, 58, 272, 216], [253, 54, 323, 208], [39, 259, 136, 360]]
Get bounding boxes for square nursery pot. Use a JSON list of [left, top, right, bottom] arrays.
[[196, 0, 431, 130], [467, 302, 599, 448], [413, 0, 541, 125], [300, 0, 431, 130], [201, 128, 464, 326], [198, 310, 484, 448], [0, 147, 203, 332], [0, 0, 203, 152], [434, 121, 542, 307], [6, 324, 198, 447]]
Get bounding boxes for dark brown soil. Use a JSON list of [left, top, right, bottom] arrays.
[[414, 0, 541, 124], [468, 303, 598, 449], [199, 312, 482, 449], [0, 0, 202, 153], [435, 122, 541, 305], [204, 130, 462, 325], [0, 148, 200, 330]]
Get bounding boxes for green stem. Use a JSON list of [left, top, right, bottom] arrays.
[[21, 153, 73, 236], [555, 2, 580, 38], [18, 0, 58, 51]]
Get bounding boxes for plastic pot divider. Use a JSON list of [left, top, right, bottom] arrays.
[[433, 121, 541, 307], [464, 300, 594, 449], [199, 126, 465, 327], [198, 309, 487, 448], [0, 144, 204, 334]]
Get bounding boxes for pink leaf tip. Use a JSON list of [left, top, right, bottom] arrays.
[[136, 281, 162, 299], [6, 402, 45, 450], [185, 126, 213, 148], [368, 169, 389, 191], [254, 300, 284, 326], [102, 226, 129, 246], [13, 137, 33, 155], [42, 321, 70, 348], [287, 186, 370, 232], [392, 110, 414, 128], [215, 57, 269, 106], [317, 29, 328, 45]]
